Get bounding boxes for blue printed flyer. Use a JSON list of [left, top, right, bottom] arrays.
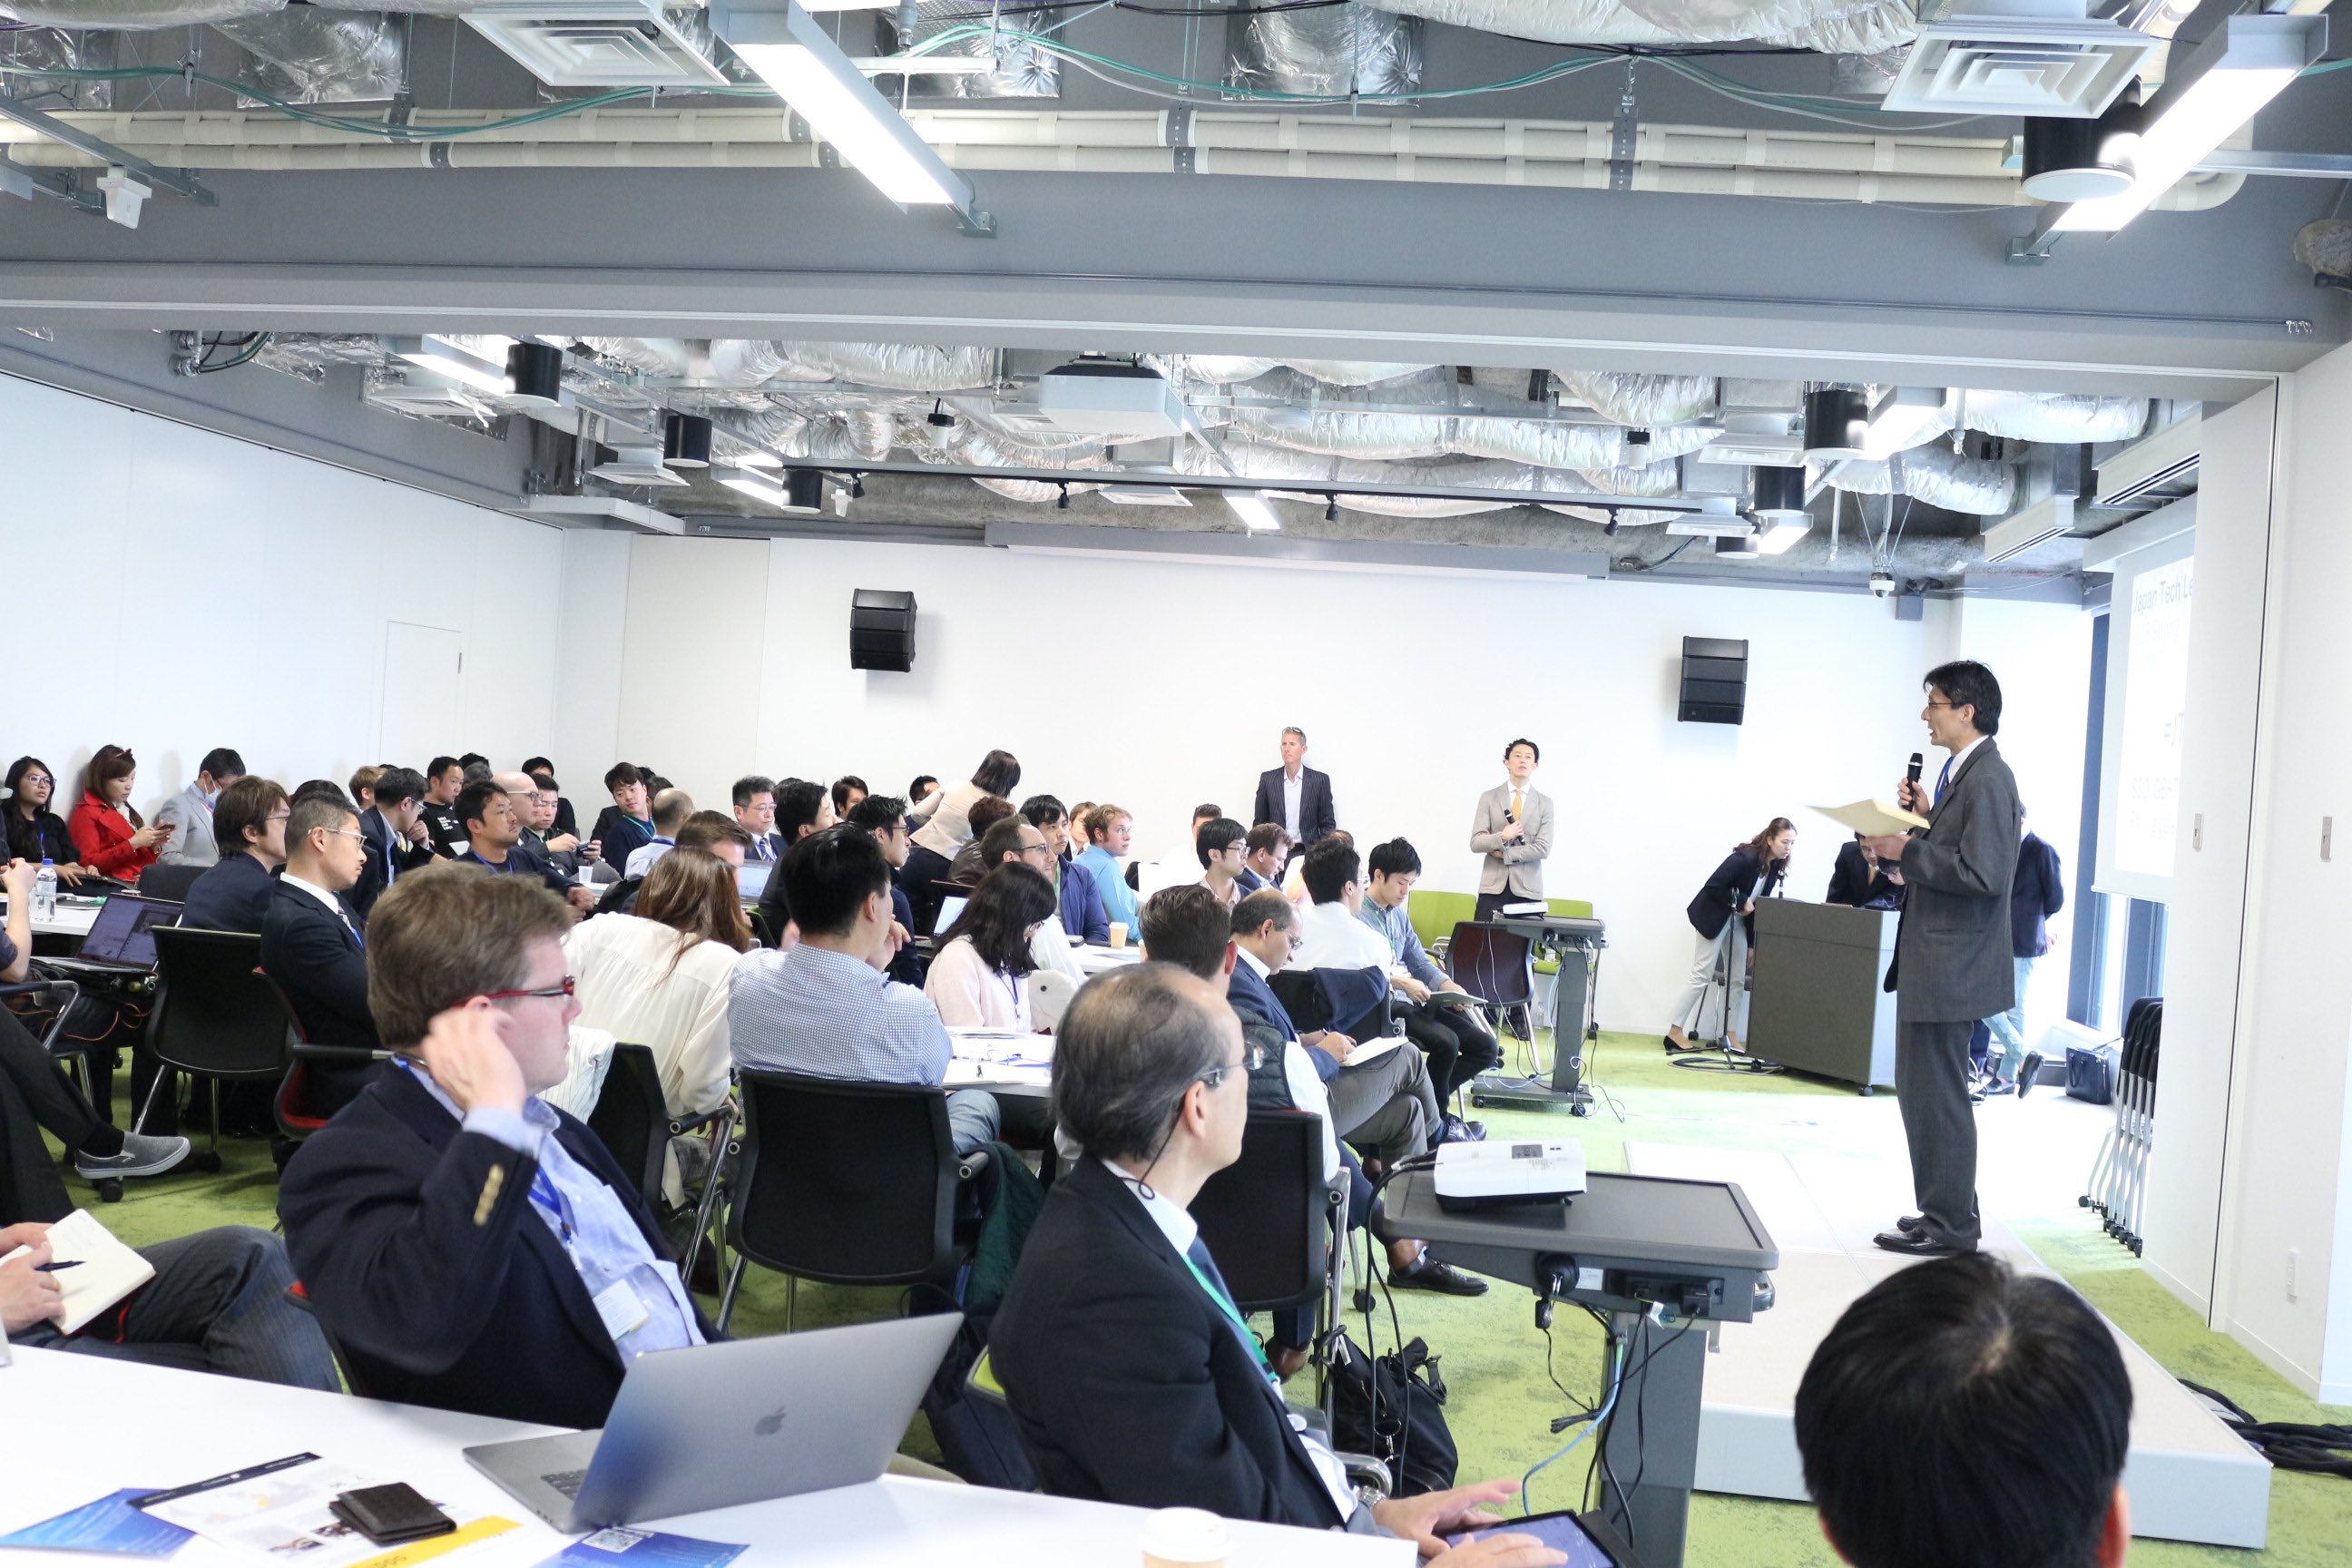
[[0, 1490, 195, 1556], [534, 1530, 746, 1568]]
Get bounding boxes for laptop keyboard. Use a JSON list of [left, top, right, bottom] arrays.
[[542, 1470, 588, 1499]]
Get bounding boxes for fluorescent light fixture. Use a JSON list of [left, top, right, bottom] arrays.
[[1714, 533, 1762, 562], [716, 466, 824, 513], [1755, 519, 1809, 555], [387, 336, 512, 395], [710, 0, 975, 210], [1864, 387, 1949, 459], [1226, 492, 1282, 532], [2051, 15, 2327, 233]]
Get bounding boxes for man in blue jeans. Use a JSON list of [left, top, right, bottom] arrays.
[[1981, 807, 2066, 1099]]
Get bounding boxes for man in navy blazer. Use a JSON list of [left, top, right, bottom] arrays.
[[279, 864, 715, 1429], [180, 776, 288, 934], [1250, 727, 1337, 848], [261, 792, 385, 1116]]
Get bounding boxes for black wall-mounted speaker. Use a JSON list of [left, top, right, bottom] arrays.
[[850, 589, 917, 672], [1679, 635, 1749, 725]]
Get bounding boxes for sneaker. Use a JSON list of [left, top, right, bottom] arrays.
[[2017, 1051, 2045, 1099], [1388, 1255, 1489, 1297], [74, 1132, 191, 1181], [1441, 1114, 1486, 1144]]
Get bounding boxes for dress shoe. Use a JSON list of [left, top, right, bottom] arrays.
[[1979, 1079, 2015, 1098], [1271, 1345, 1311, 1381], [1896, 1213, 1924, 1233], [1389, 1255, 1489, 1296], [1873, 1229, 1973, 1257], [1441, 1113, 1486, 1144], [2017, 1051, 2044, 1099]]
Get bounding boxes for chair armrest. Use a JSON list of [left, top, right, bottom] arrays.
[[955, 1148, 993, 1183], [1337, 1452, 1393, 1502], [290, 1042, 390, 1065]]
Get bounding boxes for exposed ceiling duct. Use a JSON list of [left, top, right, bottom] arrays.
[[1229, 5, 1423, 98], [880, 1, 1060, 99], [214, 8, 405, 105], [1821, 442, 2018, 514], [0, 0, 281, 24], [1552, 369, 1720, 428], [1362, 0, 1921, 56], [704, 338, 997, 391]]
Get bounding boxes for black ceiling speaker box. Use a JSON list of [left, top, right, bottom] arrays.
[[1679, 635, 1749, 725], [850, 589, 917, 672]]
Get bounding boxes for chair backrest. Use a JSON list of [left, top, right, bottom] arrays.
[[728, 1069, 965, 1288], [587, 1044, 671, 1210], [147, 927, 290, 1079], [1191, 1110, 1331, 1314], [1030, 967, 1079, 1031], [1269, 965, 1388, 1041], [139, 863, 205, 905], [1546, 897, 1596, 921], [1447, 923, 1534, 1008], [1406, 889, 1478, 953]]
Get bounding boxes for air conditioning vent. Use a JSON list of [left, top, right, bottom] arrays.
[[1884, 4, 2158, 117], [1101, 486, 1194, 507], [589, 446, 691, 486], [1693, 431, 1803, 467], [2094, 412, 2200, 508], [1981, 493, 2075, 564], [367, 381, 494, 420], [466, 0, 730, 88]]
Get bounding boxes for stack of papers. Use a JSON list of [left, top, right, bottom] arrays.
[[1812, 799, 1930, 837]]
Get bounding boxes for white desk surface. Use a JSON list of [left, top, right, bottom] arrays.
[[1072, 945, 1141, 975], [945, 1029, 1054, 1093], [0, 1348, 1407, 1568], [1, 895, 103, 939]]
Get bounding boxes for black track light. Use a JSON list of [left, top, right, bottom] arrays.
[[662, 412, 712, 469], [927, 399, 956, 429], [1802, 387, 1869, 461], [784, 468, 824, 511], [505, 342, 564, 408], [1056, 483, 1071, 510], [850, 474, 866, 500], [1324, 495, 1339, 522]]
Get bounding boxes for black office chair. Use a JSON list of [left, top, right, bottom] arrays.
[[1269, 965, 1392, 1043], [137, 864, 204, 906], [253, 968, 377, 1151], [1191, 1109, 1348, 1425], [132, 928, 283, 1164], [714, 1069, 990, 1333], [587, 1044, 735, 1285], [1447, 922, 1534, 1041]]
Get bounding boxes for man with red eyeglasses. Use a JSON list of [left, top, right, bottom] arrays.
[[279, 863, 713, 1428]]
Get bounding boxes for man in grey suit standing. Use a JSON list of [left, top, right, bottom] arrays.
[[1858, 662, 2023, 1258], [1469, 738, 1554, 921]]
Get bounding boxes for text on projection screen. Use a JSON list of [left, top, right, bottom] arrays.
[[2115, 555, 2193, 880]]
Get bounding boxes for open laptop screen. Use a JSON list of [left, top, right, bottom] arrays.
[[78, 894, 180, 968]]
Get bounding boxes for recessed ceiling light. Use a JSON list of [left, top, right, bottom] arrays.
[[1227, 492, 1282, 532]]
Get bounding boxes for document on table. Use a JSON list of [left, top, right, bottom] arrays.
[[0, 1210, 155, 1336], [1811, 799, 1930, 837], [0, 1489, 196, 1555], [133, 1455, 515, 1568], [532, 1528, 746, 1568], [946, 1029, 1054, 1086]]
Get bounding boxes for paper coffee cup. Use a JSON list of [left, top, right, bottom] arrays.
[[1141, 1508, 1227, 1568], [1108, 921, 1129, 949]]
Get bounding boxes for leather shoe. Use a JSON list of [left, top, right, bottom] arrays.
[[1389, 1255, 1489, 1296], [2018, 1051, 2044, 1099], [1873, 1229, 1973, 1257], [1896, 1213, 1924, 1233]]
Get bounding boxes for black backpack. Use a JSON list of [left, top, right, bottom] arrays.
[[1328, 1330, 1459, 1496]]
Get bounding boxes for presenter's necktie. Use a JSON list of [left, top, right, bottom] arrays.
[[1509, 788, 1523, 821], [1934, 758, 1954, 808]]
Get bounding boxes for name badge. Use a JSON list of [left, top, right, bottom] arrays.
[[593, 1279, 650, 1340]]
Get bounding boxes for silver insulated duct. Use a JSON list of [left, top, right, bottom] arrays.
[[1363, 0, 1919, 56], [0, 0, 281, 21], [881, 1, 1059, 98], [704, 339, 995, 391], [1227, 5, 1423, 98], [1823, 443, 2017, 514], [215, 8, 404, 105]]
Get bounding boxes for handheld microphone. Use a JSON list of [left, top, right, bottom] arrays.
[[1906, 752, 1924, 787]]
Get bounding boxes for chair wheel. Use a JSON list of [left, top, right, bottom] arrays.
[[1571, 1102, 1591, 1118], [1469, 1092, 1487, 1109], [1352, 1288, 1377, 1314], [94, 1179, 123, 1202], [191, 1151, 223, 1173]]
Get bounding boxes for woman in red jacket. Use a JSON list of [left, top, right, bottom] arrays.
[[68, 745, 173, 881]]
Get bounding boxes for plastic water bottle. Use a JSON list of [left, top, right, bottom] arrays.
[[32, 859, 57, 924]]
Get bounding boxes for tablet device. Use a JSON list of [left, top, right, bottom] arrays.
[[1438, 1507, 1641, 1568]]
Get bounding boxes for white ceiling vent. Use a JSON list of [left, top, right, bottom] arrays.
[[465, 0, 731, 89], [1035, 362, 1192, 438], [589, 446, 691, 486], [1101, 486, 1195, 507], [1883, 2, 2159, 118]]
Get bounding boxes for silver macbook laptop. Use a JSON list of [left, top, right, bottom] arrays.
[[735, 860, 774, 902], [464, 1313, 961, 1531]]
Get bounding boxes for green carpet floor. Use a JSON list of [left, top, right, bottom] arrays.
[[53, 1032, 2352, 1565]]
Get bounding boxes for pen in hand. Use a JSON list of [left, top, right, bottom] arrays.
[[34, 1259, 81, 1272]]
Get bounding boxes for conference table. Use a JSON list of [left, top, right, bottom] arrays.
[[0, 1348, 1408, 1568], [0, 893, 102, 941]]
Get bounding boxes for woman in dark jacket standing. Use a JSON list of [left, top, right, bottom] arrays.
[[1664, 818, 1796, 1054]]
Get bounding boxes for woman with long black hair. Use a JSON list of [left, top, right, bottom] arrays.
[[924, 861, 1059, 1031], [1664, 817, 1796, 1054]]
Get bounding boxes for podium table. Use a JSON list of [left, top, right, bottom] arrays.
[[1746, 900, 1898, 1091]]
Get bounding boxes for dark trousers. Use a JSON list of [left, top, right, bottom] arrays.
[[1895, 1018, 1982, 1249], [14, 1225, 340, 1389], [901, 844, 955, 936], [0, 1004, 108, 1154], [1397, 999, 1500, 1102]]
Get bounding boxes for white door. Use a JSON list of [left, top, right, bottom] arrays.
[[381, 622, 464, 766]]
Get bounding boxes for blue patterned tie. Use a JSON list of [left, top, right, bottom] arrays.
[[1935, 757, 1953, 808]]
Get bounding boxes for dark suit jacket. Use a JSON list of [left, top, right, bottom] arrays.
[[2011, 832, 2065, 957], [1252, 767, 1336, 847], [1228, 962, 1337, 1084], [1687, 847, 1769, 940], [990, 1158, 1348, 1528], [354, 807, 436, 920], [180, 852, 279, 934], [260, 880, 378, 1051], [278, 1066, 712, 1428], [1826, 842, 1906, 910], [1888, 740, 2024, 1023]]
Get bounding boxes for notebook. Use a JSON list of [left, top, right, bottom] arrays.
[[1, 1209, 156, 1334]]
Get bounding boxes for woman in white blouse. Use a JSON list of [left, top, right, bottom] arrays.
[[903, 748, 1022, 934], [563, 847, 752, 1201], [925, 863, 1061, 1031]]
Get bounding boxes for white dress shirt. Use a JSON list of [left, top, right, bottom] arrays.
[[1281, 770, 1303, 839], [1292, 899, 1391, 974]]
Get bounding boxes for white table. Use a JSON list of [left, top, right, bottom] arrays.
[[1072, 945, 1141, 975], [0, 894, 102, 940], [945, 1029, 1053, 1094], [0, 1348, 1407, 1568]]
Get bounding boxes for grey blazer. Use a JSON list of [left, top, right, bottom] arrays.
[[153, 782, 220, 867], [1888, 739, 2024, 1024], [1469, 782, 1554, 897]]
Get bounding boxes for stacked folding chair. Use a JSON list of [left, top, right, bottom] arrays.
[[2081, 997, 2161, 1255]]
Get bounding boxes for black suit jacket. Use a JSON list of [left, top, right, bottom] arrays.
[[354, 807, 436, 920], [278, 1066, 712, 1428], [260, 880, 378, 1051], [180, 852, 279, 934], [1251, 767, 1336, 847], [990, 1159, 1347, 1527], [1826, 841, 1905, 910], [1687, 847, 1786, 939]]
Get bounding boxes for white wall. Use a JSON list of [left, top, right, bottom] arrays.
[[611, 534, 2092, 1033], [0, 372, 572, 807]]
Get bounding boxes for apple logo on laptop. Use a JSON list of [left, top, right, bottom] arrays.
[[754, 1406, 789, 1437]]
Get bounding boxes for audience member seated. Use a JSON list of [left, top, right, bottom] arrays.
[[279, 865, 711, 1426], [847, 793, 924, 986], [507, 770, 588, 877], [988, 964, 1545, 1560], [456, 781, 595, 914], [418, 756, 470, 857], [734, 774, 781, 862], [70, 745, 172, 882], [590, 762, 659, 867], [926, 863, 1059, 1031], [945, 794, 1018, 886], [564, 847, 750, 1204], [348, 764, 383, 813], [1360, 838, 1500, 1133], [520, 756, 579, 839], [752, 779, 836, 941], [729, 826, 1000, 1155], [908, 774, 940, 806], [1795, 1251, 2132, 1568], [624, 788, 696, 878], [1825, 831, 1907, 910], [5, 756, 95, 882], [832, 775, 867, 817], [1075, 802, 1141, 939], [1226, 890, 1479, 1298], [1141, 803, 1222, 899], [260, 791, 383, 1114], [354, 765, 436, 919], [1024, 794, 1108, 944], [180, 777, 289, 933], [1239, 822, 1291, 895], [0, 856, 190, 1183], [1194, 816, 1248, 910], [152, 747, 245, 867], [1290, 838, 1395, 1032], [971, 816, 1084, 985], [905, 749, 1022, 934]]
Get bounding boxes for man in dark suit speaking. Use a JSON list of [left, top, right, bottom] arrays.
[[1858, 661, 2023, 1259], [1250, 727, 1336, 848]]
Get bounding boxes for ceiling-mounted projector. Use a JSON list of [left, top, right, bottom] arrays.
[[1034, 361, 1191, 438]]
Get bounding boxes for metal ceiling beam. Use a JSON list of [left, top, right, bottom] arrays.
[[0, 95, 215, 207]]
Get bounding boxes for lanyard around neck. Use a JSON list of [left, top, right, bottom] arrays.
[[1178, 1250, 1278, 1387]]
